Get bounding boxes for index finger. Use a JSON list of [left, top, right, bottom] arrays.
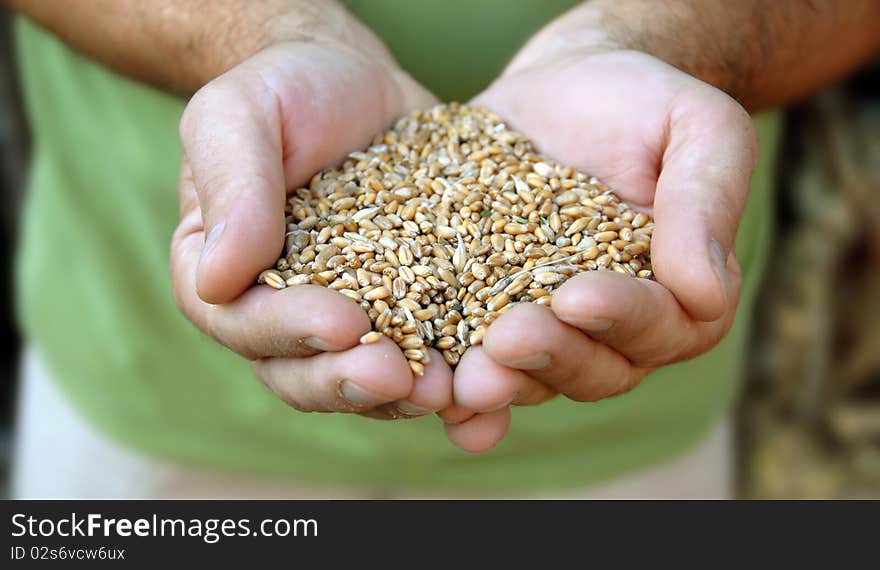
[[172, 183, 371, 360], [550, 266, 741, 368]]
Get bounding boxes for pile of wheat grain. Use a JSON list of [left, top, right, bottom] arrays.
[[258, 103, 653, 375]]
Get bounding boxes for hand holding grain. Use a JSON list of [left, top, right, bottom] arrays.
[[443, 49, 758, 451], [170, 42, 453, 420]]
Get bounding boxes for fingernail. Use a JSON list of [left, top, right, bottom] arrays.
[[339, 380, 388, 407], [573, 318, 614, 332], [301, 336, 339, 352], [203, 221, 225, 255], [394, 400, 432, 416], [504, 353, 551, 370], [709, 239, 729, 303]]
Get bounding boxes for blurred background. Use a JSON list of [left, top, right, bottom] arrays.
[[740, 64, 880, 498], [0, 9, 877, 499], [0, 8, 26, 498]]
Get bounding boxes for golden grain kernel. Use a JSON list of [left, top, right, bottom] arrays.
[[363, 286, 390, 301], [594, 231, 618, 243], [632, 212, 649, 228], [413, 307, 438, 321], [258, 270, 286, 289], [261, 104, 653, 372], [359, 331, 383, 345], [503, 223, 529, 235], [469, 327, 486, 345], [404, 349, 426, 361], [435, 336, 456, 350], [486, 291, 510, 312], [442, 350, 460, 366], [624, 242, 648, 256], [286, 274, 311, 286]]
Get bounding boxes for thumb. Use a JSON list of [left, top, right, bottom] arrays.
[[651, 90, 758, 322], [180, 74, 286, 305], [179, 43, 440, 305]]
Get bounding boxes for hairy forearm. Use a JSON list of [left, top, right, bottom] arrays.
[[511, 0, 880, 111], [7, 0, 384, 95]]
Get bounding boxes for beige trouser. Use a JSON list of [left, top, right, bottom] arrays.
[[12, 348, 733, 499]]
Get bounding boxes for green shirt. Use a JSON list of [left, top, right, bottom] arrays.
[[14, 0, 779, 493]]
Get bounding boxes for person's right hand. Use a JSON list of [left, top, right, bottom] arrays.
[[171, 38, 454, 420]]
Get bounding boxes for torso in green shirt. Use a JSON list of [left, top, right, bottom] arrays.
[[14, 0, 778, 493]]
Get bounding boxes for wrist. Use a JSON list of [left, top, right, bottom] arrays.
[[183, 1, 393, 94], [501, 1, 750, 104], [500, 7, 620, 77]]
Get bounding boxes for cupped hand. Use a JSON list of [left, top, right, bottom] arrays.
[[444, 49, 757, 451], [171, 40, 453, 420]]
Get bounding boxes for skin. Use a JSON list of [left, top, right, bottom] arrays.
[[445, 49, 753, 450], [172, 41, 449, 420], [444, 0, 880, 452], [5, 0, 399, 96], [8, 0, 880, 449]]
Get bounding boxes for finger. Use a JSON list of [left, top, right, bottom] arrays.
[[171, 215, 370, 359], [482, 303, 645, 402], [179, 45, 438, 305], [652, 87, 758, 322], [443, 408, 511, 454], [550, 268, 741, 367], [437, 404, 476, 425], [252, 336, 412, 413], [371, 349, 454, 419], [180, 71, 287, 305], [453, 346, 556, 413]]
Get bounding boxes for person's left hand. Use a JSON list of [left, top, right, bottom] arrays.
[[441, 47, 758, 452]]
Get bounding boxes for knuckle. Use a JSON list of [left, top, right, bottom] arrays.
[[677, 328, 724, 362], [202, 305, 232, 349], [283, 398, 318, 414], [564, 376, 630, 403], [179, 81, 224, 144], [564, 388, 605, 403], [557, 373, 601, 403], [203, 305, 259, 360], [251, 362, 317, 413], [636, 329, 698, 367], [270, 389, 313, 413], [515, 383, 557, 406], [558, 357, 640, 403], [179, 90, 207, 144], [195, 167, 238, 205], [718, 100, 758, 169], [617, 369, 648, 396]]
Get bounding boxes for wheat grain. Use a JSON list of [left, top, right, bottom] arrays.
[[258, 103, 654, 375]]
